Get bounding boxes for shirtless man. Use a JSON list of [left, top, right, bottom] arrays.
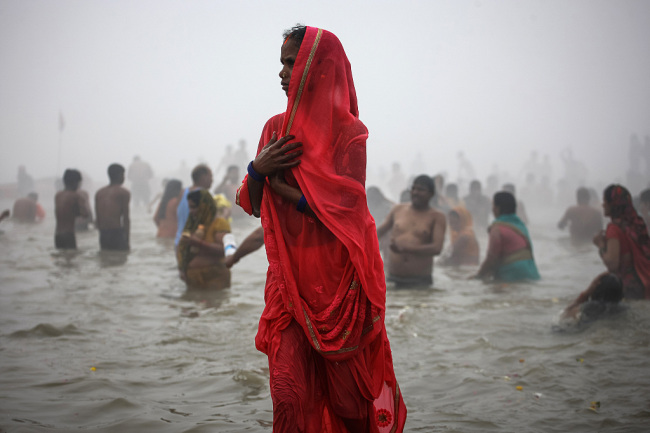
[[54, 169, 90, 249], [376, 174, 446, 287], [13, 193, 45, 223], [95, 164, 130, 251], [557, 187, 603, 244]]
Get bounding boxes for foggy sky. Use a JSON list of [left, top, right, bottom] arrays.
[[1, 0, 649, 188]]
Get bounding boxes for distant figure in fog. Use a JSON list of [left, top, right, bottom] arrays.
[[12, 193, 45, 223], [445, 183, 463, 208], [213, 165, 243, 220], [639, 189, 650, 229], [366, 186, 393, 223], [95, 164, 130, 251], [431, 173, 450, 212], [502, 183, 528, 225], [388, 162, 407, 201], [175, 164, 213, 246], [55, 169, 90, 249], [463, 180, 491, 229], [127, 156, 153, 207], [594, 184, 650, 299], [177, 190, 231, 290], [367, 186, 395, 270], [0, 210, 9, 223], [439, 206, 480, 267], [16, 165, 34, 198], [153, 179, 182, 239], [560, 272, 623, 324], [557, 187, 603, 245], [473, 191, 540, 281], [377, 175, 446, 287]]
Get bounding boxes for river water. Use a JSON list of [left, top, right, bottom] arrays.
[[1, 202, 649, 433]]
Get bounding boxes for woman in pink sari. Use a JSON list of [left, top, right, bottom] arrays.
[[236, 26, 406, 432]]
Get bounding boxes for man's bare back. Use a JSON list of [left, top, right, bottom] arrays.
[[558, 205, 603, 244], [55, 190, 88, 234], [95, 185, 130, 231]]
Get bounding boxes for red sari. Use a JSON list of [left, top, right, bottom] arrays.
[[237, 27, 406, 432]]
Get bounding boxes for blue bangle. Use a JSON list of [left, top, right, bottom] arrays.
[[296, 195, 307, 213], [247, 161, 265, 182]]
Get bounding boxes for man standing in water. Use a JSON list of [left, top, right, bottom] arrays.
[[377, 174, 447, 287], [54, 169, 89, 249], [557, 187, 603, 244], [95, 164, 130, 251], [236, 25, 406, 432]]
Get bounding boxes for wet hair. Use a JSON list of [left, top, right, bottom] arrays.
[[412, 174, 435, 194], [493, 191, 516, 215], [187, 189, 203, 207], [590, 273, 623, 303], [63, 169, 82, 189], [640, 188, 650, 205], [603, 184, 631, 218], [157, 179, 182, 220], [283, 24, 307, 47], [191, 164, 211, 184], [107, 163, 125, 183], [576, 187, 591, 205]]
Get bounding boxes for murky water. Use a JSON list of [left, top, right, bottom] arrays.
[[1, 203, 649, 432]]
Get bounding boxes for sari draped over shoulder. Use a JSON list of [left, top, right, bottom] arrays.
[[606, 185, 650, 298], [237, 27, 405, 432], [490, 214, 541, 281]]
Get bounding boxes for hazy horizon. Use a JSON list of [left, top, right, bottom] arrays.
[[1, 0, 649, 194]]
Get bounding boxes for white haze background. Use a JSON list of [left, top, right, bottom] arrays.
[[1, 0, 649, 192]]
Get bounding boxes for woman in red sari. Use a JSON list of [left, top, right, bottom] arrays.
[[236, 26, 406, 432], [594, 184, 650, 299]]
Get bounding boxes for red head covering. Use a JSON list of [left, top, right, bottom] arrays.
[[605, 184, 650, 297], [605, 185, 650, 256], [247, 27, 386, 360]]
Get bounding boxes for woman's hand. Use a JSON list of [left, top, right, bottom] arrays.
[[269, 170, 288, 193], [252, 132, 303, 177], [593, 230, 606, 249]]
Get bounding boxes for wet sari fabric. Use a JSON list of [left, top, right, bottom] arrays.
[[237, 27, 405, 432]]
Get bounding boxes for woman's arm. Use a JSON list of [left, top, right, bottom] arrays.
[[268, 170, 319, 220], [247, 133, 303, 217]]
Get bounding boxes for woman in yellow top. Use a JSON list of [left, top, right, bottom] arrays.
[[177, 189, 231, 290]]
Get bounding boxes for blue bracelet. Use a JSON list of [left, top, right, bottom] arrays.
[[296, 195, 307, 213], [247, 161, 265, 182]]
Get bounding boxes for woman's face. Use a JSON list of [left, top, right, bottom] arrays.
[[189, 201, 199, 217], [602, 199, 611, 217], [279, 39, 300, 96]]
